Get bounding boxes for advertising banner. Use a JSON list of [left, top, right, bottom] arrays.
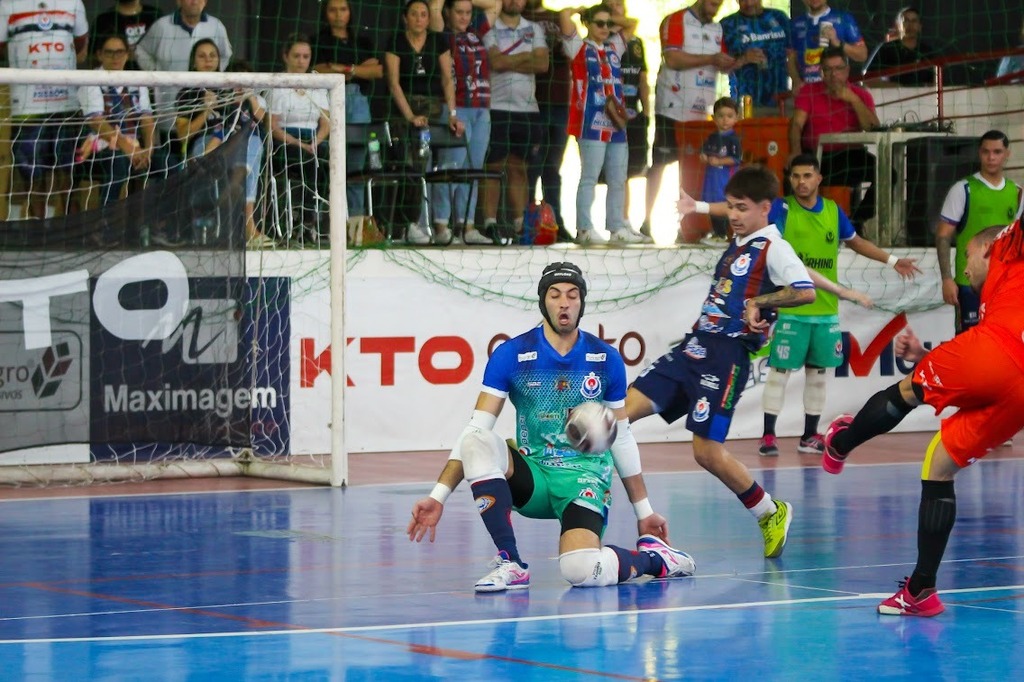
[[286, 250, 952, 454]]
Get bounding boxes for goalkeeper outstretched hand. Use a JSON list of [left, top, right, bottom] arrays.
[[408, 497, 444, 543]]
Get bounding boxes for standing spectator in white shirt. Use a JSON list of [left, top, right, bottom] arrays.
[[480, 0, 548, 242], [0, 0, 89, 219], [644, 0, 734, 241]]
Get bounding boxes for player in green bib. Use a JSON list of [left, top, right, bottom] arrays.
[[936, 130, 1024, 334], [758, 155, 919, 456]]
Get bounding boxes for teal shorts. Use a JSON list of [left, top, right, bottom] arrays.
[[768, 317, 843, 370], [514, 454, 611, 534]]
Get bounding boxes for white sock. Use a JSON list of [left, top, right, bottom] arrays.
[[751, 491, 777, 520]]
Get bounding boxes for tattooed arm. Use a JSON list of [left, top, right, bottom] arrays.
[[743, 286, 816, 332]]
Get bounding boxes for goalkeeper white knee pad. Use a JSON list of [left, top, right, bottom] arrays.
[[461, 427, 509, 484], [559, 547, 619, 587]]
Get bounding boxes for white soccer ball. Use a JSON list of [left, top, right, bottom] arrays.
[[564, 402, 618, 454]]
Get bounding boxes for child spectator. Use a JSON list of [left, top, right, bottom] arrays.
[[700, 96, 741, 242]]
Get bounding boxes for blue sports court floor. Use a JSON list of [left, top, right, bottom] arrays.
[[1, 445, 1022, 680]]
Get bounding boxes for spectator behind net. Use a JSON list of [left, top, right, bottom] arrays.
[[863, 7, 937, 86]]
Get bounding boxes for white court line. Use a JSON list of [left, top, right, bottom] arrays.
[[1, 582, 1022, 646], [5, 554, 1023, 624]]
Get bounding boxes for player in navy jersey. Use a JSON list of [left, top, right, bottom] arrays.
[[627, 165, 816, 559], [720, 0, 791, 113], [409, 262, 696, 592]]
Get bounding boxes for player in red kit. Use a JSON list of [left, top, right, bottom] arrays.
[[821, 209, 1024, 617]]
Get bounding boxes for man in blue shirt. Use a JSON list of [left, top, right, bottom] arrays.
[[721, 0, 791, 114], [787, 0, 867, 93]]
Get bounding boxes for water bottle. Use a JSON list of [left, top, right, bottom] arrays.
[[193, 217, 214, 246], [367, 132, 383, 170], [417, 126, 431, 160]]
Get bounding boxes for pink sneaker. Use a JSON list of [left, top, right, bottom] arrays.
[[758, 434, 779, 457], [822, 414, 854, 474], [636, 534, 696, 577], [878, 579, 945, 617]]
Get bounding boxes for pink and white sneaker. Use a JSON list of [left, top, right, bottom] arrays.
[[822, 414, 855, 474], [474, 551, 530, 592], [637, 534, 697, 577], [878, 579, 945, 617]]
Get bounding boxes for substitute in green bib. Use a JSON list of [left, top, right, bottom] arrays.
[[756, 154, 919, 457], [936, 130, 1024, 335]]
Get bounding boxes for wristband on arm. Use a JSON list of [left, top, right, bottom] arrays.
[[429, 482, 452, 504], [632, 497, 654, 520]]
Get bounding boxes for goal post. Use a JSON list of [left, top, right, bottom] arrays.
[[0, 68, 350, 488]]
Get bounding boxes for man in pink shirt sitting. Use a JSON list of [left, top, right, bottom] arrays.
[[788, 46, 879, 233]]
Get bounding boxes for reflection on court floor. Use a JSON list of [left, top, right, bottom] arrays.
[[1, 458, 1022, 679]]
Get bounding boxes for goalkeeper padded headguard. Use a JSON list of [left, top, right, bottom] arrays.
[[538, 262, 587, 330]]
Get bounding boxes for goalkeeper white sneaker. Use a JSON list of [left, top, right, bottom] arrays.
[[474, 551, 530, 592], [636, 534, 696, 577]]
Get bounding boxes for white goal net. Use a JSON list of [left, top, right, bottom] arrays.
[[0, 68, 350, 487]]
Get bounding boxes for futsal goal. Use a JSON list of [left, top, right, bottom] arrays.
[[0, 67, 350, 487]]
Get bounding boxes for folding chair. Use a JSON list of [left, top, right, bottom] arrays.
[[422, 123, 504, 244], [346, 121, 430, 242]]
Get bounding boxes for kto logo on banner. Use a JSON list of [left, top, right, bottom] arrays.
[[300, 324, 649, 388]]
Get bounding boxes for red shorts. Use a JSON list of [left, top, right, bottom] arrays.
[[912, 326, 1024, 467]]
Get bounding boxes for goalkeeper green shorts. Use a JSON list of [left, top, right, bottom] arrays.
[[514, 455, 610, 532]]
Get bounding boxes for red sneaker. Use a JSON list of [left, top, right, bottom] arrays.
[[758, 434, 779, 457], [822, 414, 854, 474], [878, 580, 945, 617]]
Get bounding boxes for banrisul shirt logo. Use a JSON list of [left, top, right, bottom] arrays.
[[580, 372, 602, 399]]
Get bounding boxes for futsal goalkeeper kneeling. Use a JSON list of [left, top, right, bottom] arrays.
[[408, 262, 696, 592]]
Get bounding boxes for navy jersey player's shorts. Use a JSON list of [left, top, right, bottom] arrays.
[[631, 332, 751, 443]]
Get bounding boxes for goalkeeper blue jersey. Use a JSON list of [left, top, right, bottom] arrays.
[[481, 326, 626, 467]]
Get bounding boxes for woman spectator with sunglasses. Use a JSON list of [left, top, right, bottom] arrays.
[[559, 4, 646, 245]]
